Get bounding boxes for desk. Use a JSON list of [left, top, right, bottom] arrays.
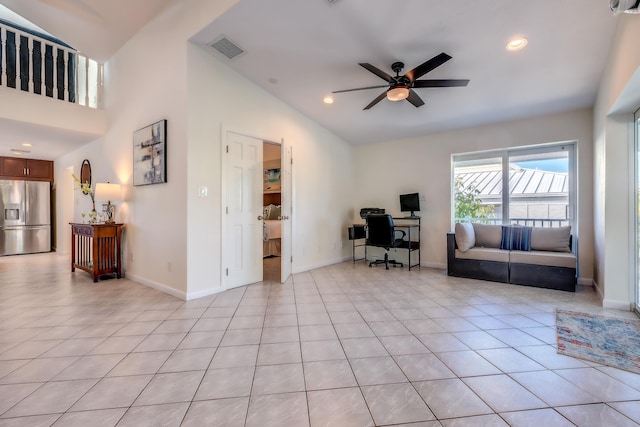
[[70, 223, 125, 282], [348, 225, 367, 263], [392, 217, 421, 270], [348, 217, 421, 270]]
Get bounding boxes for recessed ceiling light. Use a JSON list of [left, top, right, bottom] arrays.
[[21, 143, 32, 147], [506, 37, 528, 51], [323, 96, 334, 104]]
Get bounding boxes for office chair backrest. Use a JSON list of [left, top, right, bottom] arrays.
[[367, 214, 395, 247]]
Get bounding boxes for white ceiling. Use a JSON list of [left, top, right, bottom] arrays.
[[0, 0, 174, 62], [191, 0, 618, 145], [0, 0, 620, 158]]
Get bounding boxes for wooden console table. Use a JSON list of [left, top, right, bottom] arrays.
[[70, 223, 125, 282]]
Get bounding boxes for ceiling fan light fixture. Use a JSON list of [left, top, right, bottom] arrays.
[[387, 86, 409, 101], [611, 0, 640, 13], [506, 37, 528, 51]]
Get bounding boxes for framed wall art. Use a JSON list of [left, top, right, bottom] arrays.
[[133, 119, 167, 186], [263, 168, 281, 192]]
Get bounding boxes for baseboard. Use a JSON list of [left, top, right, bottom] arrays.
[[593, 279, 605, 302], [292, 256, 350, 275], [423, 262, 446, 269], [126, 273, 187, 300], [577, 277, 594, 287], [186, 287, 226, 301], [602, 298, 633, 311], [590, 280, 633, 311]]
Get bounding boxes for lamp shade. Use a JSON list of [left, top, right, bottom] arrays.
[[387, 86, 409, 101], [94, 182, 121, 202]]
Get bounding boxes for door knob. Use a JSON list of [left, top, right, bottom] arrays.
[[257, 215, 264, 220]]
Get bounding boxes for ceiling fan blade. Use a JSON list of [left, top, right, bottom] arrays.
[[363, 92, 388, 110], [406, 90, 425, 108], [413, 79, 470, 88], [332, 84, 390, 94], [359, 63, 393, 82], [405, 52, 452, 81]]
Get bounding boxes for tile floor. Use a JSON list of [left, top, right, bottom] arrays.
[[0, 253, 639, 426]]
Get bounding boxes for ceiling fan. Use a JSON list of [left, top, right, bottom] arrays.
[[332, 52, 469, 110]]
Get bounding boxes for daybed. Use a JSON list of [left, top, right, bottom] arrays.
[[447, 223, 577, 292]]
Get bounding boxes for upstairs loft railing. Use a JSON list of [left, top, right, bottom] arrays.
[[0, 23, 102, 109]]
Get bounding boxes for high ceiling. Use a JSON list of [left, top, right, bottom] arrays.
[[0, 0, 620, 158], [192, 0, 618, 145]]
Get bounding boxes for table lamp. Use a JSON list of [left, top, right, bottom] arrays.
[[95, 182, 121, 223]]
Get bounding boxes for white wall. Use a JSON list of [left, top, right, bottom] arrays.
[[0, 87, 106, 140], [186, 44, 355, 297], [55, 0, 355, 299], [593, 15, 640, 310], [354, 108, 595, 282]]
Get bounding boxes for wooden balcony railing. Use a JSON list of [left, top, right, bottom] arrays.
[[0, 24, 102, 108]]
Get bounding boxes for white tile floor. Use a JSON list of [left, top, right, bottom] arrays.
[[0, 253, 639, 426]]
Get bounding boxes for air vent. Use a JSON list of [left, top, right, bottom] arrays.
[[209, 36, 244, 60], [11, 149, 30, 154]]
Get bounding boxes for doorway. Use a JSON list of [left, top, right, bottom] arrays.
[[263, 141, 282, 282], [220, 130, 292, 290]]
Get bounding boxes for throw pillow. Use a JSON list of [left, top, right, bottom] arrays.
[[455, 222, 475, 252], [500, 226, 512, 250], [473, 223, 502, 248], [509, 225, 532, 251], [530, 226, 571, 252]]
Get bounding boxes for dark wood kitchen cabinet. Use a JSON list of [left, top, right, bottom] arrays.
[[0, 157, 53, 181]]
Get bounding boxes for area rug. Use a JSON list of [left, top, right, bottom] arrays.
[[556, 309, 640, 374]]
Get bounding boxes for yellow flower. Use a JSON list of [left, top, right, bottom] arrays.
[[72, 173, 94, 202]]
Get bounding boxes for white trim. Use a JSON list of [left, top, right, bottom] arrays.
[[126, 273, 187, 300], [423, 262, 446, 269], [602, 298, 633, 311], [593, 279, 604, 303], [293, 257, 350, 274], [186, 287, 226, 301], [577, 277, 594, 287], [633, 110, 640, 310]]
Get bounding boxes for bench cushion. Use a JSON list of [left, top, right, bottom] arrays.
[[456, 247, 510, 263], [509, 250, 576, 268]]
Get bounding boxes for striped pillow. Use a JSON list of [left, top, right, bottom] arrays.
[[500, 225, 532, 251]]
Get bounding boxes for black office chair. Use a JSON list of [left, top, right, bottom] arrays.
[[366, 214, 406, 269]]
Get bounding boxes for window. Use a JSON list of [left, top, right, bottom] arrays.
[[453, 142, 576, 229]]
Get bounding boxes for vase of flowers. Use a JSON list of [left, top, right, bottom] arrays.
[[72, 174, 97, 221]]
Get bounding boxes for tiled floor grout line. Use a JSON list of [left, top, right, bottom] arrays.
[[1, 256, 639, 426]]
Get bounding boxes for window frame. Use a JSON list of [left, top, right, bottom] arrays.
[[451, 141, 577, 232]]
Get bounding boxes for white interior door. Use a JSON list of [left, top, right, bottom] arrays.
[[280, 139, 292, 283], [221, 131, 263, 289]]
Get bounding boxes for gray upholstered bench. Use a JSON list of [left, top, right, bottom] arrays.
[[447, 223, 577, 292]]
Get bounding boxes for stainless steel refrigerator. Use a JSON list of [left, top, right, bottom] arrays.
[[0, 180, 51, 256]]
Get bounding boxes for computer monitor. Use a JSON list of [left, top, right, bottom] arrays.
[[400, 193, 420, 217]]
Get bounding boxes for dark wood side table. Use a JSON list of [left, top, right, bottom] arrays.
[[70, 223, 125, 282]]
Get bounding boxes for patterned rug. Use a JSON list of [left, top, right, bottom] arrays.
[[556, 309, 640, 374]]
